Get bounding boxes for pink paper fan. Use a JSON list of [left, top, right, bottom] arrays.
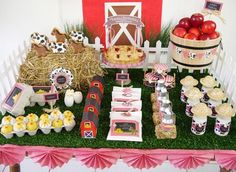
[[27, 147, 72, 169], [0, 145, 25, 166], [168, 153, 213, 169], [215, 152, 236, 170], [121, 149, 167, 169], [74, 148, 120, 169]]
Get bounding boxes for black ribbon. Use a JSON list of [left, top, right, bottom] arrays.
[[173, 58, 212, 68]]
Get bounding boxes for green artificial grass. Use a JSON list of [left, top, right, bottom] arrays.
[[1, 69, 236, 150]]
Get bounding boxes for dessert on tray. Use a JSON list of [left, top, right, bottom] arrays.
[[103, 45, 145, 65]]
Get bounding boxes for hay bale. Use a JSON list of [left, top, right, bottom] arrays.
[[17, 46, 106, 90]]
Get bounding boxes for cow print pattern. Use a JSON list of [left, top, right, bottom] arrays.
[[48, 42, 67, 53], [69, 31, 85, 42], [188, 52, 196, 60], [31, 32, 48, 46]]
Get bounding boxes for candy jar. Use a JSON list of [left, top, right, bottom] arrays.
[[200, 75, 217, 102], [214, 103, 235, 136], [184, 87, 203, 117], [191, 103, 211, 135], [207, 88, 225, 118], [180, 76, 198, 103]]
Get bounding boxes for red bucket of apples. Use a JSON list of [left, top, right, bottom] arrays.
[[170, 13, 221, 69]]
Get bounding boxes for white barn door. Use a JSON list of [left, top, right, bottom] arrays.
[[105, 2, 142, 47]]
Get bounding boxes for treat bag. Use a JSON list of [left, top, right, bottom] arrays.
[[214, 117, 231, 136], [191, 116, 207, 135], [186, 99, 200, 117]]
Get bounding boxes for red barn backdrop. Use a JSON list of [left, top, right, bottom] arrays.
[[82, 0, 163, 46]]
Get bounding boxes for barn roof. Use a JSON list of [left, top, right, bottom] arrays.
[[81, 111, 99, 128], [92, 75, 104, 85], [88, 86, 103, 99]]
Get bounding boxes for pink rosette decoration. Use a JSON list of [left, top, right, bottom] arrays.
[[0, 144, 25, 166], [27, 147, 72, 169], [120, 149, 167, 169], [74, 148, 120, 169], [168, 151, 214, 169], [215, 151, 236, 170]]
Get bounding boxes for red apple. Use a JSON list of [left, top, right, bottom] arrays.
[[178, 17, 191, 30], [199, 34, 210, 41], [173, 27, 187, 38], [209, 31, 219, 39], [184, 33, 198, 40], [188, 27, 200, 37], [201, 20, 216, 34], [190, 13, 204, 27]]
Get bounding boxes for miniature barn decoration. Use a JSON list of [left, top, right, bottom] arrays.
[[80, 76, 104, 138]]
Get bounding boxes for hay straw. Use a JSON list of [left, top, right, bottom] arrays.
[[18, 46, 106, 90]]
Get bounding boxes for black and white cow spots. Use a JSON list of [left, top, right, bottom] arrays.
[[205, 51, 211, 58], [176, 47, 182, 54], [48, 42, 67, 53], [69, 31, 84, 42], [31, 32, 48, 46], [188, 52, 196, 60]]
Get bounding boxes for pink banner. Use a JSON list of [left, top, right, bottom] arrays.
[[1, 145, 236, 170], [120, 149, 167, 169], [215, 151, 236, 170], [168, 150, 214, 169], [74, 148, 120, 169], [27, 146, 73, 169], [0, 144, 25, 166]]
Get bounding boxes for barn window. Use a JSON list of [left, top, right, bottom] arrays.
[[94, 83, 99, 87], [84, 122, 91, 128], [88, 107, 94, 112], [90, 94, 96, 99]]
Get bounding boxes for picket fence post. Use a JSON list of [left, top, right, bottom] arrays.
[[143, 40, 150, 72], [95, 37, 101, 52]]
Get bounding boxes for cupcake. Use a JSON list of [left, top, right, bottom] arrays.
[[1, 125, 13, 139], [52, 119, 63, 133], [216, 103, 235, 120], [50, 109, 63, 120], [27, 113, 39, 122], [40, 113, 50, 121], [63, 110, 75, 119], [63, 117, 76, 131], [200, 75, 218, 88], [185, 87, 203, 100], [39, 119, 52, 134], [207, 88, 225, 101], [16, 116, 26, 123], [26, 121, 38, 136], [180, 76, 198, 87], [13, 122, 26, 137], [1, 115, 15, 125]]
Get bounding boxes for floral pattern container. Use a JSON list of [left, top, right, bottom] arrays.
[[200, 76, 217, 102], [214, 103, 235, 136], [184, 87, 203, 117], [180, 76, 198, 103], [191, 103, 212, 135], [207, 88, 225, 118]]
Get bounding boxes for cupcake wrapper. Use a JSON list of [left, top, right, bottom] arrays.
[[28, 130, 38, 136], [16, 131, 25, 137], [40, 128, 51, 134], [54, 127, 62, 133]]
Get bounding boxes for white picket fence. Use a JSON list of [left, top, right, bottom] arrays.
[[0, 37, 235, 109]]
